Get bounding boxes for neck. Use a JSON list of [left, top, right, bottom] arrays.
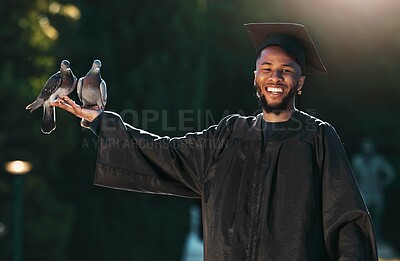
[[262, 107, 296, 122]]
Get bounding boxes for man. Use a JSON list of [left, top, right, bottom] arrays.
[[53, 23, 377, 260], [352, 137, 395, 240]]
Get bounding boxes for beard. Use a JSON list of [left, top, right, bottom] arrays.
[[254, 84, 297, 115]]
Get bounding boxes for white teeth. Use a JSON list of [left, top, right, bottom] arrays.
[[267, 87, 283, 93]]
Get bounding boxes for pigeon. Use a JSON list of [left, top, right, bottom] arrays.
[[26, 60, 77, 134], [77, 59, 107, 128]]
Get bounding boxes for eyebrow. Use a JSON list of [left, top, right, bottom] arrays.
[[261, 62, 296, 68]]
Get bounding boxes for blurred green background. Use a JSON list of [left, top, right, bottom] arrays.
[[1, 0, 399, 260]]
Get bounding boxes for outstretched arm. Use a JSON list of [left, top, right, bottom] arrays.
[[51, 96, 102, 122]]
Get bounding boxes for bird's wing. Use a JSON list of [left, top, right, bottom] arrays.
[[77, 77, 84, 102], [100, 79, 107, 107], [40, 72, 62, 100]]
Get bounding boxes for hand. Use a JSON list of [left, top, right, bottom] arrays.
[[51, 96, 102, 122]]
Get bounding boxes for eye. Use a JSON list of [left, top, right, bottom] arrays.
[[282, 69, 294, 74], [262, 68, 272, 72]]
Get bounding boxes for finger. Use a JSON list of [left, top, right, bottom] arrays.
[[53, 98, 79, 115], [56, 102, 73, 112], [61, 96, 74, 106], [58, 97, 77, 111], [50, 99, 65, 108]]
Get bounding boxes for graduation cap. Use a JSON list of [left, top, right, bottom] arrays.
[[245, 23, 327, 74]]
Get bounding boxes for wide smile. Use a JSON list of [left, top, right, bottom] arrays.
[[267, 87, 283, 94], [264, 85, 286, 96]]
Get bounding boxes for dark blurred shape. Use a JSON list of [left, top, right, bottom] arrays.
[[181, 204, 204, 261], [352, 137, 397, 258], [0, 222, 6, 239]]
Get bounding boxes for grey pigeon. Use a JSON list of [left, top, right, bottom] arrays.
[[26, 60, 77, 134], [77, 59, 107, 128]]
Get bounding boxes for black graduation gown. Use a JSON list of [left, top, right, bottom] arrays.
[[93, 110, 377, 261]]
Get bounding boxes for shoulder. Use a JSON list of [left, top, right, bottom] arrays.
[[295, 110, 326, 126], [295, 110, 337, 133], [217, 113, 258, 128], [214, 113, 261, 140], [292, 111, 343, 147]]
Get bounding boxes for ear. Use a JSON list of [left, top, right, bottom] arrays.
[[253, 70, 261, 98], [297, 76, 306, 92]]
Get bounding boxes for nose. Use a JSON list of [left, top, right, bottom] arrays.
[[268, 70, 283, 83]]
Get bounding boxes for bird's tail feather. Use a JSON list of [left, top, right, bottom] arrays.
[[41, 105, 56, 134], [26, 99, 43, 113]]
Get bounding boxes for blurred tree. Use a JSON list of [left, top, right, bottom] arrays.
[[0, 0, 77, 260]]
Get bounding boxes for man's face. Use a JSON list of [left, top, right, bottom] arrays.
[[254, 46, 305, 114]]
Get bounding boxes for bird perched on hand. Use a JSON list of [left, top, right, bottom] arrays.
[[77, 59, 107, 128], [26, 59, 77, 134]]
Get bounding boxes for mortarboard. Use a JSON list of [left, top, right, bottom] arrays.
[[245, 23, 327, 74]]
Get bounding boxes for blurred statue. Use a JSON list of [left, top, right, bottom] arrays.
[[351, 137, 396, 239], [182, 205, 203, 261]]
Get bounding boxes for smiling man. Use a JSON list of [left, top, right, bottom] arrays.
[[53, 23, 377, 260], [254, 44, 305, 120]]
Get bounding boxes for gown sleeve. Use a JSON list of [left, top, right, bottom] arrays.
[[318, 123, 378, 260], [92, 111, 231, 198]]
